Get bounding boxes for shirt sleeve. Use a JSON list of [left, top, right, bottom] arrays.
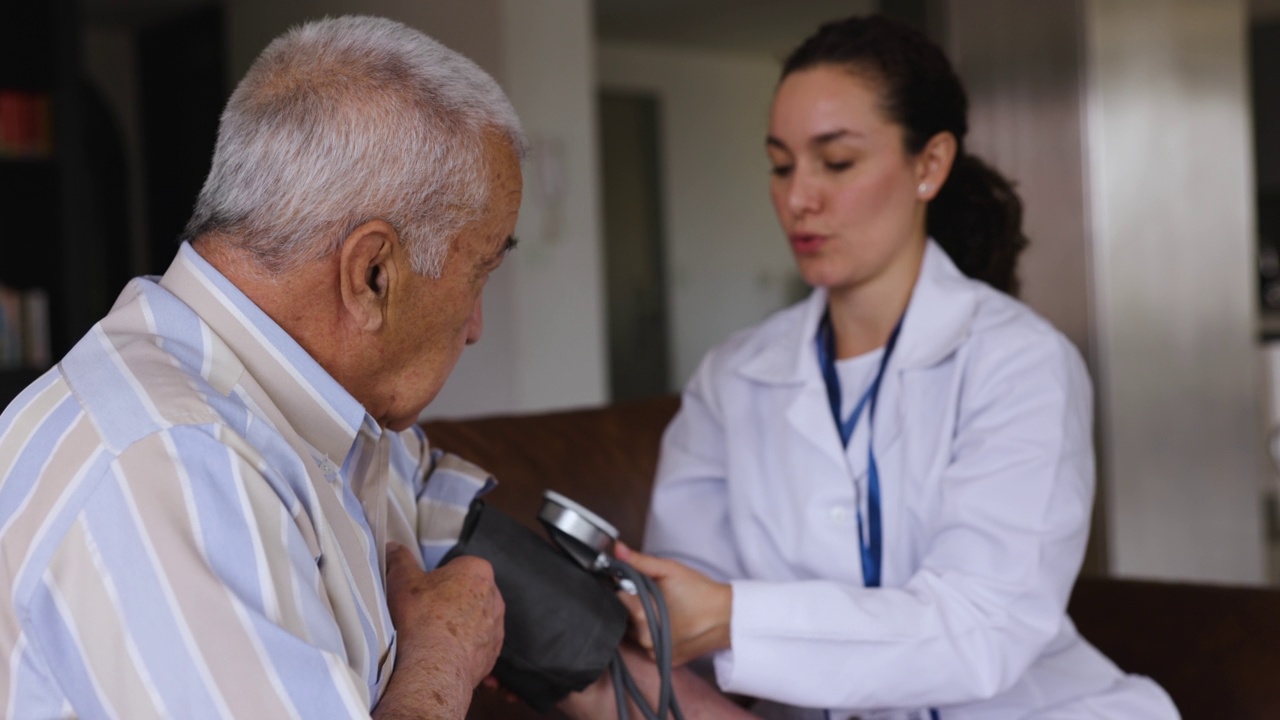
[[19, 424, 375, 720], [395, 426, 495, 570]]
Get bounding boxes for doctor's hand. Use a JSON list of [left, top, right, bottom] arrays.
[[374, 543, 505, 720], [614, 543, 732, 667]]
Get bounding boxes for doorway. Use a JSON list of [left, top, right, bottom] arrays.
[[599, 91, 672, 401]]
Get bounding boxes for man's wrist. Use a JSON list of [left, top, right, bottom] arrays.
[[374, 653, 473, 720]]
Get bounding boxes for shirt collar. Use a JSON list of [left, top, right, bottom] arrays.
[[159, 242, 379, 466]]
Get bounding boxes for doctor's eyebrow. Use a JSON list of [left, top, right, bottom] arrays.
[[766, 129, 865, 151]]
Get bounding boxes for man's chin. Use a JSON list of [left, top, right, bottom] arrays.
[[384, 408, 429, 432]]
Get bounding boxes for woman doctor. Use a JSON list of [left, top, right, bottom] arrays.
[[617, 14, 1179, 720]]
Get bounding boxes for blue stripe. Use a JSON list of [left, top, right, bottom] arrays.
[[141, 283, 209, 380], [58, 327, 162, 453], [0, 367, 60, 437], [0, 394, 82, 521], [237, 607, 369, 715], [388, 432, 421, 490], [421, 466, 487, 507], [280, 507, 350, 658], [82, 472, 224, 716], [27, 580, 120, 720], [12, 449, 115, 607], [7, 637, 72, 719], [170, 426, 270, 617]]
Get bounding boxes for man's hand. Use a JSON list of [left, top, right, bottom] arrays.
[[373, 543, 505, 720], [614, 543, 732, 667]]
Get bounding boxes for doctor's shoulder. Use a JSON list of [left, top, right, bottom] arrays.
[[959, 280, 1092, 397], [696, 296, 814, 378], [676, 294, 816, 414]]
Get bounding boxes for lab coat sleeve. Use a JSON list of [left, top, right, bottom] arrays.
[[715, 330, 1096, 710], [643, 350, 748, 583]]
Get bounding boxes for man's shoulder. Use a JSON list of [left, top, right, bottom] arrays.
[[59, 280, 235, 453]]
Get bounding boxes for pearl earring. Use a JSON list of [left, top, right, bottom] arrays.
[[918, 183, 930, 195]]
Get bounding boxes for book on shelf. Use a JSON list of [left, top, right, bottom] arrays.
[[0, 89, 53, 160], [0, 284, 50, 371]]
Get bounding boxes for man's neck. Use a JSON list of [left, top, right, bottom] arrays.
[[193, 236, 369, 405]]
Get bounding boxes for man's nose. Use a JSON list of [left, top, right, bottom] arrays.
[[466, 296, 484, 345]]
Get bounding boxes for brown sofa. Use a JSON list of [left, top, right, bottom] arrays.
[[423, 395, 1280, 720]]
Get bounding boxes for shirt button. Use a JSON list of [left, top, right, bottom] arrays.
[[829, 505, 849, 523]]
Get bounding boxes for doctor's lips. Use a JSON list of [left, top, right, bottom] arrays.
[[789, 233, 826, 255]]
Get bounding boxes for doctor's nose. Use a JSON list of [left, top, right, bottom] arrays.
[[786, 171, 823, 217]]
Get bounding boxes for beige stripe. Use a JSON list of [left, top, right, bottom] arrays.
[[0, 383, 79, 717], [417, 502, 470, 545], [42, 572, 122, 720], [117, 433, 294, 720], [237, 373, 388, 665], [0, 378, 71, 477], [2, 415, 103, 602], [47, 520, 165, 720], [204, 325, 243, 397], [220, 429, 307, 639], [99, 298, 218, 430], [384, 475, 418, 552], [323, 651, 373, 716]]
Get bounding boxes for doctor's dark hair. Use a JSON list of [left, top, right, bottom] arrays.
[[782, 15, 1028, 296]]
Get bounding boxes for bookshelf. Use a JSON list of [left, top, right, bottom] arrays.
[[0, 0, 82, 411]]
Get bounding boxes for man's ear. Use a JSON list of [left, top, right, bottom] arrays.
[[915, 131, 958, 202], [338, 220, 399, 333]]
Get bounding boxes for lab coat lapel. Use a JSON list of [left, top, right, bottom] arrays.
[[874, 241, 980, 461], [738, 289, 849, 468]]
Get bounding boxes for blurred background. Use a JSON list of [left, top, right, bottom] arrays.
[[1, 0, 1277, 586]]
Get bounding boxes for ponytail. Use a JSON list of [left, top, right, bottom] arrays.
[[928, 153, 1027, 296]]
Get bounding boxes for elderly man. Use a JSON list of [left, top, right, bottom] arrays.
[[0, 15, 512, 719], [0, 15, 753, 720]]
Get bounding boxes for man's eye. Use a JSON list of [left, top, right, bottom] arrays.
[[770, 165, 793, 178], [825, 161, 853, 172]]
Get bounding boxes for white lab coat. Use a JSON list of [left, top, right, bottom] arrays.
[[644, 242, 1178, 719]]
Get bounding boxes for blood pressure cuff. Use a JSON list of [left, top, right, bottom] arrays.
[[440, 499, 628, 712]]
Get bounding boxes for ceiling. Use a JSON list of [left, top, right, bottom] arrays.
[[1257, 0, 1280, 20], [80, 0, 1280, 39], [593, 0, 877, 56], [82, 0, 213, 24]]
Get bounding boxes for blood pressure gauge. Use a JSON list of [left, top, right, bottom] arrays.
[[538, 490, 620, 573]]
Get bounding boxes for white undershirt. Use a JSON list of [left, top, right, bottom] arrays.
[[834, 347, 885, 429], [833, 347, 885, 505]]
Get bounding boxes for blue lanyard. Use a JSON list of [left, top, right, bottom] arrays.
[[817, 313, 939, 720], [814, 310, 902, 589]]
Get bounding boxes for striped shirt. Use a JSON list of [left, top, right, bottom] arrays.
[[0, 242, 493, 719]]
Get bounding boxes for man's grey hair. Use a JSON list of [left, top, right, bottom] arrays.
[[184, 15, 526, 277]]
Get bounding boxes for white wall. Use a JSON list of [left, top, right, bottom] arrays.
[[598, 42, 798, 387], [489, 0, 608, 414], [227, 0, 608, 419], [1085, 0, 1266, 583]]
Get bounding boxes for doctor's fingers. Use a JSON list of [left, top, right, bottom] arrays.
[[617, 589, 657, 656], [615, 542, 682, 580]]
